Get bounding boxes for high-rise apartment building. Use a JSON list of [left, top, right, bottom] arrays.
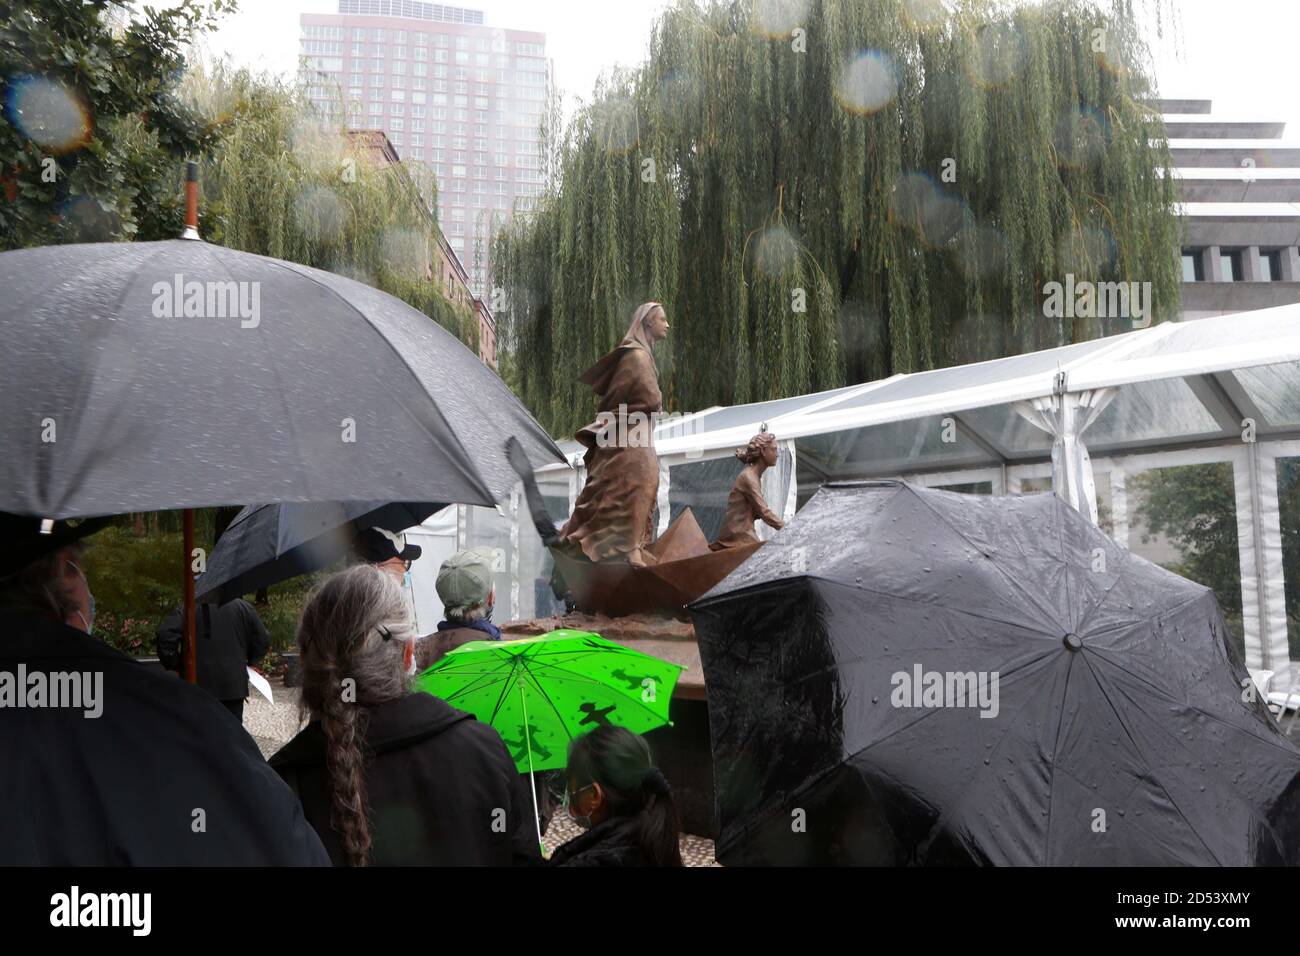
[[299, 1, 550, 298]]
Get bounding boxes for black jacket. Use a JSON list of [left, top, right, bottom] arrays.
[[270, 692, 543, 866], [157, 598, 269, 700], [550, 814, 657, 867], [0, 610, 329, 866]]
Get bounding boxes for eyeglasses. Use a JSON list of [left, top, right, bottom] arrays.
[[559, 782, 595, 815]]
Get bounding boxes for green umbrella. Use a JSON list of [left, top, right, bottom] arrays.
[[415, 628, 683, 772], [414, 628, 684, 848]]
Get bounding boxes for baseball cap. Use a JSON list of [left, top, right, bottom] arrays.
[[436, 546, 495, 608], [354, 526, 423, 564]]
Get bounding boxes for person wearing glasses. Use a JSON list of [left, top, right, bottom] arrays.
[[353, 526, 422, 582], [551, 725, 684, 866]]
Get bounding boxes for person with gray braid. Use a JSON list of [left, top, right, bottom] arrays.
[[270, 564, 541, 866]]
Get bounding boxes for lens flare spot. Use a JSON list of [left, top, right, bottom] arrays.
[[750, 0, 811, 39], [835, 51, 898, 115], [969, 22, 1026, 88], [4, 76, 91, 153], [751, 224, 802, 277]]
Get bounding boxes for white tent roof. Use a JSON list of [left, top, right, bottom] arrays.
[[569, 304, 1300, 477]]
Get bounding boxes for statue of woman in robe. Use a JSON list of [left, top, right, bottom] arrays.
[[556, 302, 670, 568], [710, 430, 785, 551]]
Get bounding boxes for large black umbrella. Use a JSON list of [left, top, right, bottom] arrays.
[[0, 238, 561, 518], [690, 480, 1300, 866], [196, 500, 443, 605]]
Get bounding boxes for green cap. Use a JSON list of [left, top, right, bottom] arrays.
[[436, 546, 495, 608]]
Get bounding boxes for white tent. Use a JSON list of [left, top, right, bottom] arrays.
[[470, 306, 1300, 688]]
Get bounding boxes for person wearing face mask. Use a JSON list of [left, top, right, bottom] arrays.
[[0, 513, 329, 865], [551, 725, 684, 867], [269, 563, 541, 866]]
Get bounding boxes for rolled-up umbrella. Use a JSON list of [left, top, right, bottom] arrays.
[[690, 480, 1300, 866], [197, 500, 443, 604]]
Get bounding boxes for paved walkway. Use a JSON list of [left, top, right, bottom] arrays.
[[242, 679, 720, 866]]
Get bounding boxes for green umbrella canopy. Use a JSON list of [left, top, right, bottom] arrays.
[[414, 629, 684, 773]]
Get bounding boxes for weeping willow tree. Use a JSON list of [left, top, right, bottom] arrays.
[[493, 0, 1180, 435], [168, 62, 477, 348]]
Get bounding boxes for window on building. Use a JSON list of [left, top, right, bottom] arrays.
[[1220, 249, 1242, 282], [1261, 249, 1282, 282]]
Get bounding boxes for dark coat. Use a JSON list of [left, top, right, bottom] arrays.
[[414, 624, 487, 671], [0, 610, 329, 866], [270, 691, 543, 866], [549, 814, 657, 867], [157, 598, 269, 701]]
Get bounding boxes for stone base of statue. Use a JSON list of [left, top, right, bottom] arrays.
[[551, 508, 761, 618]]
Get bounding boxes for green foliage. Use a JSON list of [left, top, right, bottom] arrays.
[[0, 0, 231, 247], [1130, 463, 1242, 616], [181, 62, 479, 349], [493, 0, 1181, 435], [78, 525, 185, 656], [1279, 457, 1300, 657]]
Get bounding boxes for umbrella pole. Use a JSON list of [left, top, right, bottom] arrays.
[[520, 686, 543, 851], [182, 508, 197, 684]]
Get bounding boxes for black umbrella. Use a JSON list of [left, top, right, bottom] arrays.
[[690, 480, 1300, 866], [0, 238, 561, 518], [196, 500, 443, 605]]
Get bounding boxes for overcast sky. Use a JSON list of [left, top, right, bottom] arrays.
[[188, 0, 1300, 135]]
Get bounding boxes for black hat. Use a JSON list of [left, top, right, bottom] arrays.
[[353, 526, 422, 564], [0, 513, 112, 579]]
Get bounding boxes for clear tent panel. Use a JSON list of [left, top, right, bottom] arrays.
[[668, 455, 744, 542], [1123, 460, 1246, 659], [795, 414, 998, 480], [1085, 377, 1225, 447], [958, 402, 1056, 456], [1236, 361, 1300, 428]]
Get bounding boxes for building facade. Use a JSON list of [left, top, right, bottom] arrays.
[[299, 1, 548, 301], [1165, 98, 1300, 318], [347, 128, 497, 367]]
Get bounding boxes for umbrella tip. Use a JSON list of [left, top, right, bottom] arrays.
[[1063, 632, 1082, 651], [180, 160, 201, 241]]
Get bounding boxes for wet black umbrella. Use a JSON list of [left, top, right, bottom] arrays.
[[690, 481, 1300, 866], [196, 500, 443, 605], [0, 238, 561, 518]]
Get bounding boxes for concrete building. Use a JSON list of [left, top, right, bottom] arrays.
[[1164, 98, 1300, 318], [347, 128, 497, 367], [299, 1, 549, 300]]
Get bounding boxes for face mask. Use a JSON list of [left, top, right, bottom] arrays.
[[68, 560, 95, 635], [565, 783, 596, 830]]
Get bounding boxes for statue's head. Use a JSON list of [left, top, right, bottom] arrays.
[[736, 430, 778, 466], [638, 302, 670, 342]]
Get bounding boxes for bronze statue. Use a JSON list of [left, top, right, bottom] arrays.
[[710, 430, 785, 550], [556, 302, 669, 568], [506, 304, 770, 616]]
